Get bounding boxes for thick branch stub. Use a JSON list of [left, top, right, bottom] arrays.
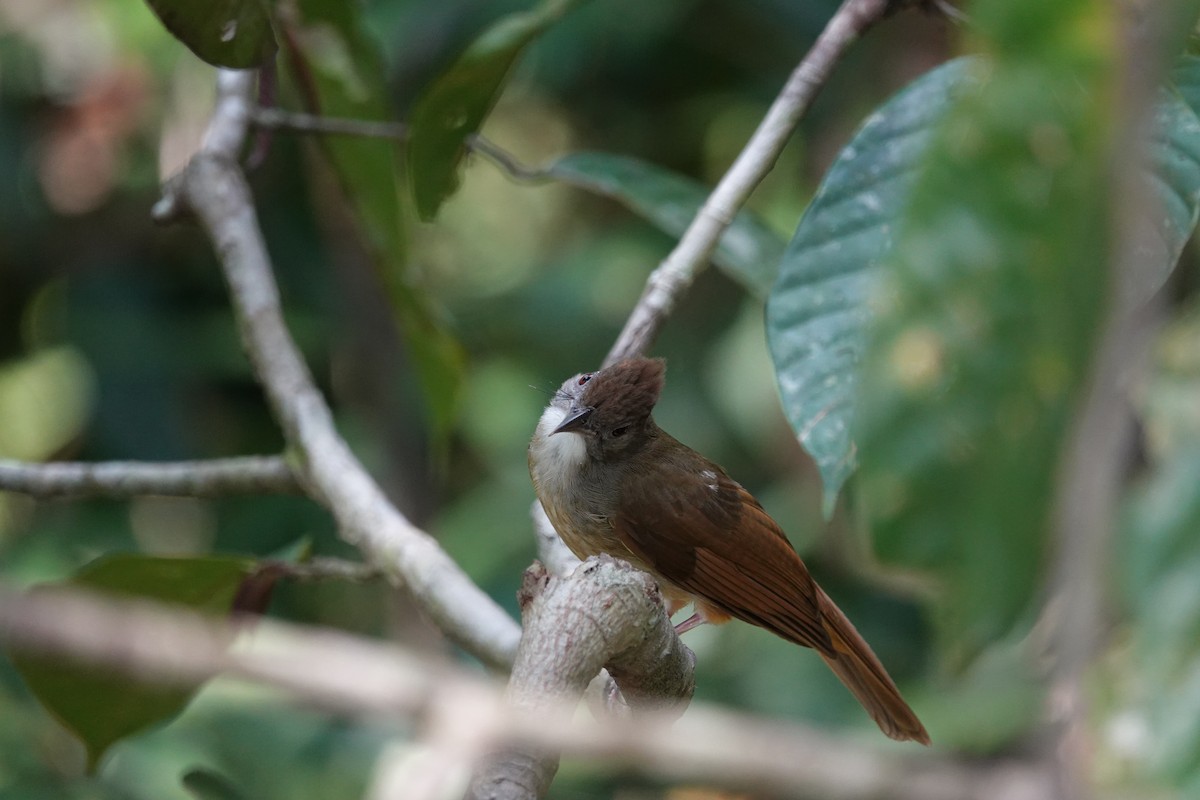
[[467, 556, 695, 800]]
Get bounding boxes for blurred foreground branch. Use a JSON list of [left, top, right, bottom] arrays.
[[0, 456, 300, 498], [1047, 7, 1176, 798], [0, 574, 1045, 800], [153, 70, 521, 670], [604, 0, 892, 366]]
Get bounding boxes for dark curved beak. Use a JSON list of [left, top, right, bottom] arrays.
[[552, 407, 593, 434]]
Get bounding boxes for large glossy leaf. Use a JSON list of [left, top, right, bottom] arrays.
[[768, 51, 1200, 520], [548, 152, 784, 297], [281, 0, 465, 443], [9, 554, 253, 769], [408, 0, 579, 220], [853, 2, 1121, 662], [766, 59, 975, 516], [144, 0, 276, 68]]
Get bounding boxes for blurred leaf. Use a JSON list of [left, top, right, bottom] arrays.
[[281, 0, 465, 443], [766, 59, 973, 517], [1121, 446, 1200, 782], [1120, 304, 1200, 785], [854, 2, 1121, 663], [143, 0, 276, 68], [182, 767, 249, 800], [909, 639, 1041, 753], [408, 0, 579, 220], [549, 152, 784, 297], [9, 554, 254, 769], [0, 347, 95, 460]]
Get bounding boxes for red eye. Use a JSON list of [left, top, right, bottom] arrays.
[[577, 374, 593, 386]]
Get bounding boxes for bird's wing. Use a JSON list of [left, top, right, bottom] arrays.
[[610, 450, 832, 654]]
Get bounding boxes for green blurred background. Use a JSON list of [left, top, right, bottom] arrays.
[[6, 0, 1160, 797]]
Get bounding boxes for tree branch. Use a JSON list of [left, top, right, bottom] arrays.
[[0, 576, 1050, 800], [0, 456, 300, 498], [604, 0, 890, 366], [155, 70, 521, 670], [467, 557, 696, 800]]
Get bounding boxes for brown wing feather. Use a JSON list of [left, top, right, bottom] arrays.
[[609, 433, 931, 744], [610, 439, 832, 654]]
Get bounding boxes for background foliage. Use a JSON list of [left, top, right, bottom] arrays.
[[1, 0, 1198, 797]]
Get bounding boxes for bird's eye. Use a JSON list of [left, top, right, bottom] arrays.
[[577, 373, 593, 386], [610, 425, 629, 438]]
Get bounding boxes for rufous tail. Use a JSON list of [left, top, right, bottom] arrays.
[[816, 587, 931, 745]]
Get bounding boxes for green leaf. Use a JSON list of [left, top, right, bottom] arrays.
[[408, 0, 579, 220], [143, 0, 276, 68], [768, 50, 1200, 521], [766, 58, 975, 517], [548, 152, 785, 297], [1155, 56, 1200, 283], [854, 3, 1120, 662], [281, 0, 465, 443], [9, 554, 254, 769]]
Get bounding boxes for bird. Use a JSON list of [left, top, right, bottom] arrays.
[[528, 356, 929, 744]]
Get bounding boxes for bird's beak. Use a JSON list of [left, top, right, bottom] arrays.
[[552, 406, 593, 435]]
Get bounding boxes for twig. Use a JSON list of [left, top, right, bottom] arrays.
[[155, 70, 521, 670], [0, 456, 300, 498], [263, 556, 382, 583], [252, 107, 409, 140], [604, 0, 891, 366], [464, 134, 550, 183], [0, 575, 1042, 800], [250, 106, 552, 185]]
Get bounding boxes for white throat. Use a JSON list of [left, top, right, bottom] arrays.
[[532, 404, 589, 477]]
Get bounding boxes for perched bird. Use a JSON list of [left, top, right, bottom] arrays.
[[529, 356, 929, 744]]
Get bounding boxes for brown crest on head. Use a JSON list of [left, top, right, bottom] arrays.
[[578, 357, 665, 429]]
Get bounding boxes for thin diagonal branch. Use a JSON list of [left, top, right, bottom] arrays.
[[155, 70, 521, 670], [0, 456, 300, 498], [604, 0, 891, 366]]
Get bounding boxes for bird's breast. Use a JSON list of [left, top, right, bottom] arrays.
[[529, 408, 629, 562]]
